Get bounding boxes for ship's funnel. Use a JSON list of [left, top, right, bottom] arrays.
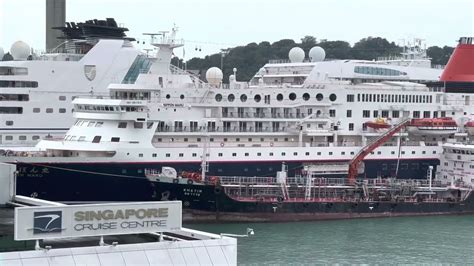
[[46, 0, 66, 51], [440, 37, 474, 82]]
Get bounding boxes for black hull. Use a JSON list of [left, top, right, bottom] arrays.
[[12, 161, 474, 223]]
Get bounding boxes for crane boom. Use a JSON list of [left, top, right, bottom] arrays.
[[347, 118, 412, 183]]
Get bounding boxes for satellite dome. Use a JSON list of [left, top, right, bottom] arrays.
[[206, 67, 223, 86], [10, 41, 30, 60], [288, 47, 305, 63], [0, 47, 4, 60], [309, 46, 326, 62]]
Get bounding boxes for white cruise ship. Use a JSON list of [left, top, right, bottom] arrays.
[[0, 31, 472, 202], [0, 18, 151, 148]]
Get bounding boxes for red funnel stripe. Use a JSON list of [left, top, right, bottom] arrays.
[[440, 37, 474, 82]]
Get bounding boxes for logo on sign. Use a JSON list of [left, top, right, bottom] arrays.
[[84, 65, 97, 81], [33, 211, 62, 234]]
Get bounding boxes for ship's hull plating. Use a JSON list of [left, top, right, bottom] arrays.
[[11, 159, 474, 222]]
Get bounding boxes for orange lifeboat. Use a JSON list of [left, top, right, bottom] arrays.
[[464, 121, 474, 135], [407, 117, 458, 135], [364, 118, 391, 130]]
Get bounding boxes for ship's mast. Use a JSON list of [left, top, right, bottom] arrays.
[[146, 26, 184, 75]]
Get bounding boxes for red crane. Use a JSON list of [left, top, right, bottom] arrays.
[[347, 118, 412, 184]]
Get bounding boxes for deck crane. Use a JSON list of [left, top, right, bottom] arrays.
[[347, 118, 412, 184]]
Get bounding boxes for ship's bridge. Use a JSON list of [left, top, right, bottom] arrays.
[[72, 97, 149, 122]]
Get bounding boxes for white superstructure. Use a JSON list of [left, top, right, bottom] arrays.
[[0, 19, 149, 148]]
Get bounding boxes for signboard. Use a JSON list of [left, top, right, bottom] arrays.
[[14, 201, 182, 241]]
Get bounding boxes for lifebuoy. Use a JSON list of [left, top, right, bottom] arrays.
[[187, 179, 193, 185], [270, 142, 274, 147], [220, 142, 224, 147]]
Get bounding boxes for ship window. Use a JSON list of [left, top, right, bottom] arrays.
[[240, 94, 247, 102], [392, 110, 399, 118], [215, 94, 222, 102], [381, 110, 389, 118], [192, 153, 197, 157], [228, 94, 235, 102], [179, 153, 184, 157], [423, 111, 430, 118], [111, 137, 120, 142], [118, 122, 127, 128], [401, 151, 405, 155], [412, 151, 416, 154], [33, 108, 40, 113], [87, 121, 95, 127], [316, 93, 323, 101], [349, 123, 354, 131], [59, 108, 66, 113], [165, 153, 170, 157], [329, 94, 337, 101], [276, 93, 283, 101], [254, 94, 261, 102], [347, 110, 352, 118], [166, 94, 171, 99], [138, 153, 143, 158], [317, 152, 321, 155], [78, 136, 86, 142], [5, 136, 13, 141], [134, 122, 143, 129], [305, 152, 310, 156], [257, 152, 261, 156], [0, 107, 23, 114], [0, 94, 29, 101], [180, 94, 184, 100], [218, 153, 223, 157], [92, 136, 101, 143], [19, 135, 26, 140], [152, 153, 157, 157], [329, 152, 333, 155], [289, 93, 296, 101], [5, 121, 13, 126], [303, 93, 310, 101], [373, 110, 378, 117], [59, 96, 66, 101], [433, 151, 436, 154], [413, 111, 420, 118], [32, 135, 40, 140], [0, 80, 38, 88], [245, 153, 249, 156], [422, 151, 426, 154], [232, 153, 237, 157], [377, 151, 381, 155], [329, 110, 336, 117], [269, 152, 274, 156], [293, 152, 297, 156], [46, 108, 53, 113], [363, 110, 370, 118]]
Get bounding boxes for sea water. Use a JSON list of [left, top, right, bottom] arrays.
[[188, 215, 474, 265]]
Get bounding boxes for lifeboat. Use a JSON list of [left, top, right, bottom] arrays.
[[364, 118, 391, 130], [464, 121, 474, 135], [407, 117, 458, 135]]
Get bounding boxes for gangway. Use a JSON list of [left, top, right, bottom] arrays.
[[347, 118, 412, 183]]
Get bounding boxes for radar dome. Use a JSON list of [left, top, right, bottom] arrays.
[[288, 47, 305, 63], [206, 67, 223, 86], [0, 47, 4, 60], [309, 46, 326, 62], [10, 41, 30, 60]]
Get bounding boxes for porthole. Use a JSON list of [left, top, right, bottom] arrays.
[[316, 93, 323, 101], [228, 94, 235, 102], [240, 94, 247, 102], [215, 94, 222, 102], [180, 94, 185, 100], [166, 94, 171, 99], [254, 95, 261, 102], [329, 93, 337, 101], [277, 93, 283, 101], [303, 93, 310, 101], [289, 93, 296, 101]]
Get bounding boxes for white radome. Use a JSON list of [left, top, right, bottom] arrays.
[[288, 47, 305, 63], [10, 41, 30, 60], [0, 47, 4, 60], [206, 67, 223, 86], [309, 46, 326, 62]]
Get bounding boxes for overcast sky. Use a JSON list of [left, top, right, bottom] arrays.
[[0, 0, 473, 59]]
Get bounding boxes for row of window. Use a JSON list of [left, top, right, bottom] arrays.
[[2, 135, 41, 141], [0, 94, 29, 101], [362, 110, 450, 119], [135, 149, 436, 158], [76, 105, 144, 112], [354, 66, 407, 76], [0, 80, 38, 88], [356, 93, 433, 104], [215, 93, 337, 103], [32, 107, 68, 114], [0, 67, 28, 76]]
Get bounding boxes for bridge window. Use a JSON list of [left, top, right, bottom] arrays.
[[0, 94, 29, 101], [0, 80, 38, 88], [0, 107, 23, 114]]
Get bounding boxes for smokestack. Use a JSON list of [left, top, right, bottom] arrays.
[[45, 0, 66, 51]]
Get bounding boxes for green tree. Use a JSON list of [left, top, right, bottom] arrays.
[[352, 37, 401, 60]]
